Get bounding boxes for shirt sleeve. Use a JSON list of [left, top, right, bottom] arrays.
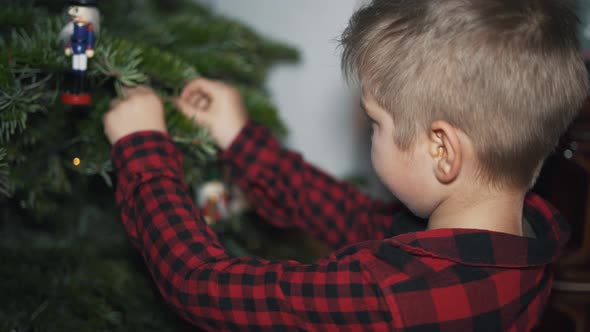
[[220, 121, 402, 250], [111, 131, 394, 331]]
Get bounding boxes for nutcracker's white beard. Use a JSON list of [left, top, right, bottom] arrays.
[[72, 54, 88, 71], [57, 7, 101, 45]]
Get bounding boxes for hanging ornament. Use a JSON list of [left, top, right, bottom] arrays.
[[59, 0, 101, 106], [196, 181, 249, 225], [197, 181, 231, 225]]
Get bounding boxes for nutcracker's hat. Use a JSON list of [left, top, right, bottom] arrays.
[[69, 0, 98, 6]]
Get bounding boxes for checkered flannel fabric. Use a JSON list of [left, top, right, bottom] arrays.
[[111, 121, 569, 331]]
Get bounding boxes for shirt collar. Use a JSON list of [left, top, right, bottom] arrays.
[[384, 193, 570, 268]]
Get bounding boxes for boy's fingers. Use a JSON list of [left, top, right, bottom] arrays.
[[134, 85, 155, 95], [175, 99, 211, 125], [122, 85, 154, 97], [109, 98, 123, 109], [121, 85, 136, 96], [180, 78, 220, 101], [187, 91, 211, 110]]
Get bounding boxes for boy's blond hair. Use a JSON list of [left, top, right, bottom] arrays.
[[341, 0, 589, 189]]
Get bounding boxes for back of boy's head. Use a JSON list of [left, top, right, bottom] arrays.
[[341, 0, 589, 189]]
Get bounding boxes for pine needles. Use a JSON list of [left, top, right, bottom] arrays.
[[0, 2, 320, 330], [0, 0, 297, 218]]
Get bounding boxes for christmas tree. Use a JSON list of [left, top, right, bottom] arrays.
[[0, 0, 326, 330]]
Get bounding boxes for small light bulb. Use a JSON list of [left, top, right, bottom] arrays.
[[73, 157, 81, 166]]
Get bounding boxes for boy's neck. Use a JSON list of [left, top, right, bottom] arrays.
[[427, 188, 526, 236]]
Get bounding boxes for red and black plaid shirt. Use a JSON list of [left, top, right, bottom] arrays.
[[112, 121, 570, 331]]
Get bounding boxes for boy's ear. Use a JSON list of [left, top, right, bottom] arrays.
[[428, 121, 462, 184]]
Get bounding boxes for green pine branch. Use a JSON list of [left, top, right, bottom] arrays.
[[0, 3, 313, 329], [0, 2, 41, 35], [0, 148, 12, 197], [0, 68, 56, 143], [2, 17, 67, 71], [0, 0, 299, 220]]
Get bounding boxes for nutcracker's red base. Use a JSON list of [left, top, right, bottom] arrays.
[[61, 93, 91, 106]]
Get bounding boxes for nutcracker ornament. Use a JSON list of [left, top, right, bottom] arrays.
[[59, 0, 100, 106]]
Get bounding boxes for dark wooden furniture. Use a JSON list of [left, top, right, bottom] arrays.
[[533, 59, 590, 329], [534, 97, 590, 291]]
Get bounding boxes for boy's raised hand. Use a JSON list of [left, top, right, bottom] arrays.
[[176, 78, 248, 150], [102, 85, 168, 145]]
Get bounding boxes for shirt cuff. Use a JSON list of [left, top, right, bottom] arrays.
[[110, 130, 183, 175], [218, 120, 282, 169]]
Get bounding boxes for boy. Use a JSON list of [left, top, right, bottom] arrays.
[[102, 0, 589, 331]]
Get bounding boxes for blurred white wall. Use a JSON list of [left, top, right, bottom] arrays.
[[200, 0, 387, 192]]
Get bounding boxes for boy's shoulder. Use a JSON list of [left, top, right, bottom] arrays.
[[376, 193, 566, 269], [350, 193, 565, 329]]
